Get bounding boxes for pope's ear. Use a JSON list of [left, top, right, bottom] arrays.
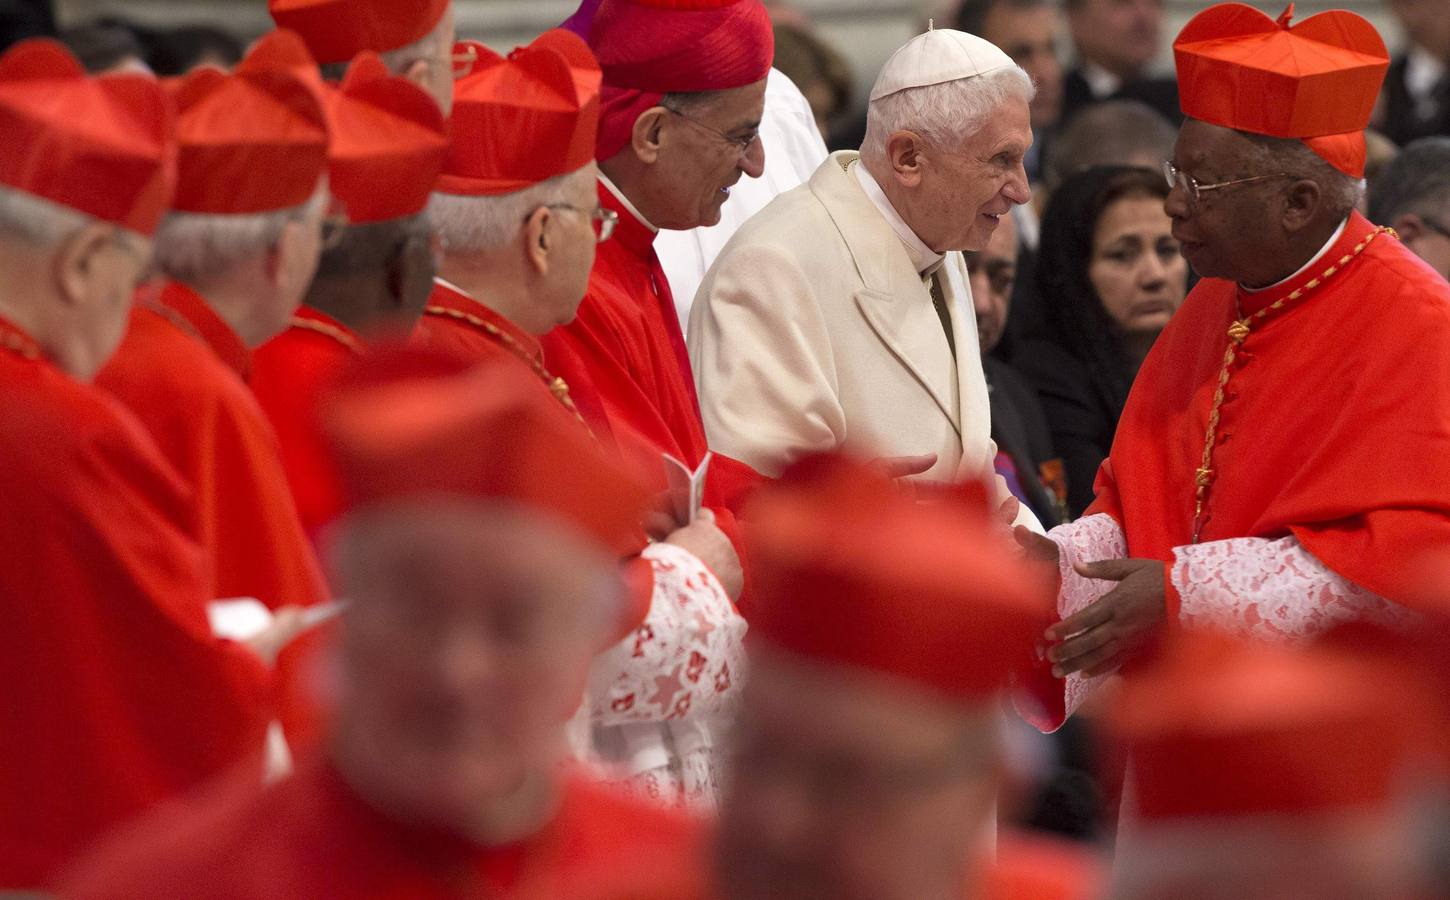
[[53, 222, 118, 308], [886, 130, 926, 188], [523, 205, 552, 276], [631, 107, 669, 165]]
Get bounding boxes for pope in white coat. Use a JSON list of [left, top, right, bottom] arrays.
[[689, 28, 1038, 512]]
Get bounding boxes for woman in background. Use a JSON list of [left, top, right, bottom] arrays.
[[1018, 165, 1188, 517]]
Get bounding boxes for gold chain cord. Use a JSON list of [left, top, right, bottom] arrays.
[[422, 305, 589, 429], [288, 315, 365, 356], [1191, 227, 1393, 543]]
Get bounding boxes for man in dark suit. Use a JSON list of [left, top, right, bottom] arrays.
[[968, 211, 1065, 527], [1060, 0, 1179, 127]]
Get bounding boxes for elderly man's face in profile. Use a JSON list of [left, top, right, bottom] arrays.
[[716, 649, 998, 900], [917, 96, 1032, 254], [330, 500, 616, 827], [1164, 118, 1286, 283]]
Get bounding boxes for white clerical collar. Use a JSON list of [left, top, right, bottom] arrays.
[[852, 159, 943, 275], [1080, 61, 1122, 100], [433, 276, 471, 298], [598, 172, 658, 234], [1241, 217, 1349, 294]]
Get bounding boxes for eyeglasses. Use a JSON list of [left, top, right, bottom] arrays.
[[419, 43, 479, 80], [1162, 160, 1292, 206], [542, 204, 618, 243], [662, 105, 760, 157], [320, 211, 352, 251]]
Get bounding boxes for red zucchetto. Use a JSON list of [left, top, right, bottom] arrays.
[[745, 454, 1053, 703], [268, 0, 450, 65], [436, 31, 602, 196], [322, 347, 649, 557], [586, 0, 774, 159], [169, 45, 329, 215], [0, 39, 174, 235], [1173, 3, 1390, 178]]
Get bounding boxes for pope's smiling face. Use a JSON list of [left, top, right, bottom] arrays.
[[876, 94, 1033, 255]]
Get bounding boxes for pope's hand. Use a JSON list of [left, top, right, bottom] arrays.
[[869, 453, 938, 479], [245, 606, 309, 667], [1044, 558, 1166, 678], [665, 509, 744, 601]]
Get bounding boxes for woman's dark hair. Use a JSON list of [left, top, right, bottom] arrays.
[[1033, 165, 1171, 419]]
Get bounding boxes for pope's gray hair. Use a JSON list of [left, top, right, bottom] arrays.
[[0, 186, 96, 246], [153, 187, 328, 285], [860, 65, 1034, 161], [428, 165, 595, 256], [1241, 131, 1362, 222]]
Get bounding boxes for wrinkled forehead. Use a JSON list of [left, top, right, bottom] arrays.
[[1173, 118, 1259, 174]]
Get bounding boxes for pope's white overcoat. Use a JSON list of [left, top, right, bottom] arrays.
[[689, 150, 999, 487]]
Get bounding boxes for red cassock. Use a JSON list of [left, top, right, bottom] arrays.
[[250, 305, 365, 538], [96, 282, 328, 611], [1090, 213, 1450, 608], [60, 757, 703, 900], [540, 183, 764, 525], [0, 317, 271, 889], [411, 280, 659, 640]]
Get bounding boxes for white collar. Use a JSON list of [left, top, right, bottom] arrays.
[[1079, 61, 1122, 99], [1241, 217, 1349, 294], [852, 159, 943, 275], [598, 172, 658, 233], [433, 276, 471, 298]]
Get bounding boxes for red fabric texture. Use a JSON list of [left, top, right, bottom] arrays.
[[1173, 3, 1389, 177], [0, 317, 270, 888], [95, 283, 333, 749], [250, 305, 363, 538], [539, 183, 764, 562], [324, 52, 449, 222], [268, 0, 449, 64], [412, 280, 656, 643], [169, 59, 329, 214], [747, 454, 1053, 703], [986, 831, 1104, 900], [1114, 635, 1428, 819], [438, 32, 602, 196], [0, 39, 174, 234], [321, 344, 650, 558], [59, 759, 703, 899], [1086, 213, 1450, 611]]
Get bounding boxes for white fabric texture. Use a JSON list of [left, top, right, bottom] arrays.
[[1172, 535, 1417, 640], [1046, 513, 1126, 721], [586, 541, 748, 812], [656, 67, 829, 335]]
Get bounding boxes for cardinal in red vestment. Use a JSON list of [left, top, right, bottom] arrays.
[[96, 35, 331, 619], [60, 349, 703, 900], [1017, 2, 1450, 732], [538, 0, 775, 546], [0, 41, 276, 888], [1106, 633, 1440, 900], [413, 29, 748, 811], [250, 39, 449, 540], [701, 454, 1065, 900]]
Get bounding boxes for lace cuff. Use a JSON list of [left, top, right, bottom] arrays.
[[1171, 536, 1416, 641], [1049, 514, 1127, 720], [588, 542, 748, 727]]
